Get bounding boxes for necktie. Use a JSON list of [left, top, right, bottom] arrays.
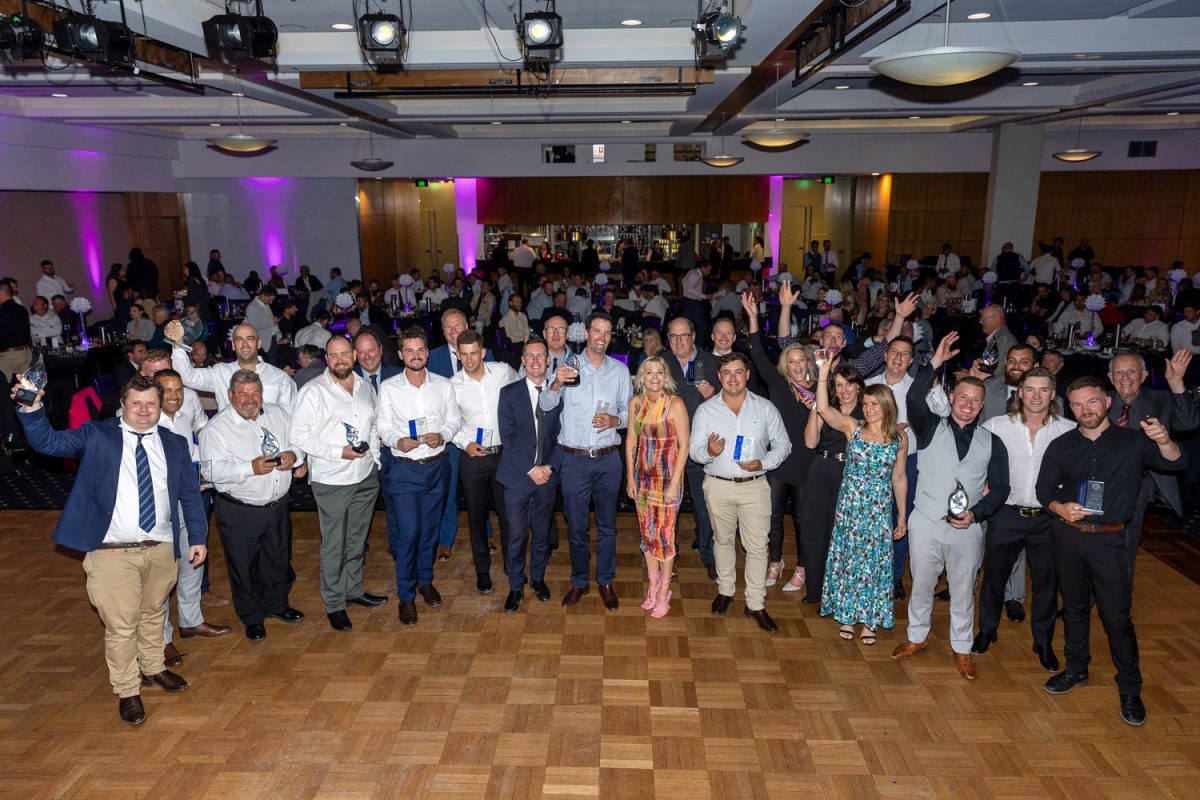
[[534, 385, 545, 466], [370, 373, 378, 391], [1117, 402, 1129, 428], [134, 432, 156, 534], [454, 354, 463, 372]]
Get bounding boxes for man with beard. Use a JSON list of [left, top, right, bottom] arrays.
[[166, 321, 297, 412], [1037, 375, 1185, 726]]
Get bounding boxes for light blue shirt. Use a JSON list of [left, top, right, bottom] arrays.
[[539, 352, 631, 450]]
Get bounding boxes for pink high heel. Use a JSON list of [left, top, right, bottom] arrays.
[[651, 573, 672, 619], [641, 572, 661, 610]]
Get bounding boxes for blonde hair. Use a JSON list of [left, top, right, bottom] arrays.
[[775, 343, 811, 384], [633, 355, 678, 397], [862, 384, 902, 444]]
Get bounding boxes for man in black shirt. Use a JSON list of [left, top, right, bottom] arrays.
[[0, 279, 32, 381], [1036, 375, 1185, 726]]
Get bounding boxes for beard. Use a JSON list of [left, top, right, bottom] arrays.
[[1005, 368, 1025, 387], [1076, 411, 1105, 430], [330, 363, 354, 380]]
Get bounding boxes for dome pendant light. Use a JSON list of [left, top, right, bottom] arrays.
[[870, 0, 1020, 87], [350, 126, 395, 172], [702, 113, 744, 168], [1052, 113, 1101, 163], [207, 82, 276, 155], [742, 64, 809, 151]]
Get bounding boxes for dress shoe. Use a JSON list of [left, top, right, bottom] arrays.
[[417, 585, 442, 607], [347, 593, 388, 607], [1043, 671, 1088, 695], [598, 584, 619, 611], [436, 545, 452, 561], [744, 606, 779, 634], [266, 607, 304, 623], [477, 574, 494, 595], [327, 610, 352, 632], [504, 591, 522, 614], [561, 586, 589, 607], [163, 642, 183, 667], [705, 563, 718, 582], [890, 640, 929, 661], [531, 580, 551, 603], [893, 581, 906, 601], [1119, 694, 1146, 726], [201, 591, 230, 608], [118, 695, 146, 726], [178, 622, 231, 638], [955, 653, 977, 680], [141, 669, 189, 693], [1005, 599, 1026, 622], [711, 593, 733, 616], [971, 630, 997, 655], [1032, 643, 1059, 673], [398, 600, 418, 626], [934, 588, 951, 602], [245, 624, 266, 641]]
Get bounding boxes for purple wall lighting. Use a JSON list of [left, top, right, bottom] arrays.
[[454, 178, 481, 274], [768, 176, 783, 274], [67, 191, 107, 299], [240, 177, 296, 272]]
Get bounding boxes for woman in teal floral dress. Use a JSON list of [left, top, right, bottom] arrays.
[[813, 352, 908, 645]]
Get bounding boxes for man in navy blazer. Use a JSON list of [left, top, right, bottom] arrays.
[[353, 328, 403, 562], [497, 338, 563, 613], [15, 375, 207, 726]]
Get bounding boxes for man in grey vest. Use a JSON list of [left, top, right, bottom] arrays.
[[893, 332, 1010, 680]]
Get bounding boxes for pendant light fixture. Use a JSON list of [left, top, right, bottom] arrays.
[[742, 64, 809, 150], [350, 125, 394, 172], [870, 0, 1019, 87], [1052, 113, 1101, 163], [206, 81, 276, 155], [702, 112, 744, 168]]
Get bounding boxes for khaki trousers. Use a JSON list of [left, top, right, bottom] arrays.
[[0, 347, 32, 382], [83, 543, 178, 697], [704, 475, 770, 611]]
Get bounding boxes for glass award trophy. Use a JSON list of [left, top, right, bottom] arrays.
[[14, 351, 48, 407], [686, 360, 698, 386], [344, 422, 369, 454], [261, 428, 282, 465], [408, 417, 429, 440], [1077, 480, 1104, 515], [975, 336, 1000, 374], [563, 352, 581, 386], [164, 320, 192, 353], [733, 435, 757, 464], [947, 480, 970, 521]]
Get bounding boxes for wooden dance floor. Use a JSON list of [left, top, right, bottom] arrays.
[[1, 509, 1198, 799]]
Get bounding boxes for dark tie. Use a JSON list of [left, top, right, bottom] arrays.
[[551, 356, 558, 374], [134, 432, 155, 534], [534, 385, 545, 466], [1117, 402, 1129, 428], [370, 373, 378, 391], [455, 355, 463, 372]]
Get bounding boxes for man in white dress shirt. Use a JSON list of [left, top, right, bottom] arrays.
[[935, 243, 961, 277], [294, 309, 333, 351], [35, 259, 74, 301], [28, 295, 63, 344], [199, 370, 305, 641], [689, 352, 792, 633], [1052, 293, 1097, 338], [291, 336, 387, 632], [1125, 305, 1170, 346], [1170, 301, 1200, 355], [450, 330, 519, 594], [376, 326, 462, 626], [166, 321, 297, 412]]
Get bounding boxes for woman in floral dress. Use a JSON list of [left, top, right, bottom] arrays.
[[813, 353, 908, 645]]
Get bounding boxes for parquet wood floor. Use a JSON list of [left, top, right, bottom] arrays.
[[1, 509, 1198, 800]]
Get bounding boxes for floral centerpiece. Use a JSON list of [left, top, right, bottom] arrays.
[[69, 296, 92, 346]]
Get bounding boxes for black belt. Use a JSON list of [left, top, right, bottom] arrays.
[[710, 474, 762, 484], [96, 540, 166, 550], [1008, 505, 1044, 519], [817, 450, 845, 462], [396, 451, 449, 465], [217, 492, 286, 508], [564, 445, 619, 458], [476, 446, 503, 456]]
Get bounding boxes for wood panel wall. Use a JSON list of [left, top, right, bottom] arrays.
[[125, 192, 191, 298], [357, 180, 421, 286], [886, 173, 989, 266]]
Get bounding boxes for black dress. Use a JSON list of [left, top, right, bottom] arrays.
[[800, 402, 863, 603]]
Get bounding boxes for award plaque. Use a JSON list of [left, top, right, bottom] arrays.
[[686, 360, 698, 386], [563, 352, 581, 386], [1077, 480, 1104, 515], [947, 479, 970, 520], [261, 428, 282, 465], [408, 417, 429, 440], [474, 428, 494, 448], [733, 435, 757, 463], [344, 422, 369, 454], [13, 352, 48, 407]]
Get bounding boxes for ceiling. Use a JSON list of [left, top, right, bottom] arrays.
[[0, 0, 1196, 146]]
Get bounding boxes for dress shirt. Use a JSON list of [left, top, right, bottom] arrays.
[[642, 295, 669, 320], [324, 276, 349, 297], [823, 250, 840, 271], [35, 274, 73, 300], [540, 353, 632, 450], [936, 253, 961, 276], [649, 278, 673, 295], [567, 294, 594, 320], [294, 323, 332, 350], [422, 287, 448, 310], [981, 414, 1075, 507], [451, 362, 519, 450], [142, 389, 205, 462], [244, 297, 277, 345], [682, 267, 705, 301], [171, 347, 297, 412], [105, 420, 173, 544], [1053, 305, 1096, 337], [866, 371, 916, 452], [377, 369, 462, 460], [1031, 254, 1059, 285], [199, 403, 299, 504], [1125, 318, 1169, 344], [511, 244, 536, 269], [499, 310, 530, 343], [1171, 319, 1200, 354], [526, 290, 553, 320], [291, 370, 380, 485], [688, 391, 791, 479], [711, 290, 743, 319], [29, 310, 63, 342]]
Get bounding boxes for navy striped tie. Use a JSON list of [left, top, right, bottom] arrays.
[[134, 432, 156, 533]]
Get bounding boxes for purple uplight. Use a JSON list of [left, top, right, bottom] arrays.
[[67, 192, 106, 302], [768, 176, 783, 274], [454, 178, 481, 274], [244, 176, 287, 185]]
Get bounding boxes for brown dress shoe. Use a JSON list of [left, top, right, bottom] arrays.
[[201, 592, 230, 608], [561, 586, 589, 607], [711, 593, 733, 616], [744, 606, 779, 633], [890, 640, 928, 661], [141, 669, 189, 693], [398, 600, 418, 625], [598, 584, 619, 611], [416, 584, 442, 607], [164, 641, 183, 667], [436, 545, 453, 561], [955, 653, 977, 680], [178, 622, 232, 638], [118, 695, 146, 726]]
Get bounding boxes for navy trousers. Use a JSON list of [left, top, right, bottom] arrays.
[[560, 450, 620, 589], [385, 456, 449, 601], [503, 478, 560, 593]]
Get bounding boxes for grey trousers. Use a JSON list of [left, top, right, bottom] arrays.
[[313, 471, 379, 612], [907, 507, 985, 654], [163, 516, 205, 642]]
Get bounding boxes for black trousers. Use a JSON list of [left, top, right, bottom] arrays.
[[767, 474, 803, 564], [1051, 519, 1141, 695], [978, 506, 1058, 649], [214, 495, 292, 626], [504, 478, 559, 593], [1124, 475, 1154, 582], [460, 451, 510, 578]]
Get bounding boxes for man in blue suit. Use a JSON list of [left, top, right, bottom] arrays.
[[497, 337, 563, 613], [14, 375, 208, 726], [352, 329, 402, 564]]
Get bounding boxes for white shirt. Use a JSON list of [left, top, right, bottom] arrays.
[[36, 274, 73, 300], [295, 323, 332, 351], [422, 287, 447, 310], [29, 310, 63, 342], [642, 294, 669, 320], [511, 245, 537, 269], [936, 253, 960, 276], [138, 388, 205, 462], [866, 371, 916, 452], [1053, 305, 1096, 336], [567, 293, 594, 320], [105, 420, 173, 544], [682, 268, 705, 301], [171, 347, 297, 412], [981, 414, 1076, 507], [199, 403, 300, 504], [822, 250, 839, 270], [648, 277, 672, 295], [689, 391, 792, 479], [450, 362, 519, 450], [1031, 254, 1059, 285], [377, 370, 462, 460], [1170, 319, 1200, 354], [527, 290, 554, 320], [291, 370, 380, 486], [1125, 317, 1169, 344]]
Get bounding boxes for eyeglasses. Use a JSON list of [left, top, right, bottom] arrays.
[[544, 326, 567, 334], [667, 333, 694, 340]]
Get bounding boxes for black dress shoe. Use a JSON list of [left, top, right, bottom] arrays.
[[1044, 670, 1088, 695], [531, 580, 551, 603], [1033, 643, 1060, 673], [398, 600, 418, 625], [477, 575, 494, 595], [245, 624, 266, 641], [744, 606, 779, 634], [266, 607, 304, 623], [347, 593, 388, 607], [1119, 694, 1146, 726], [711, 593, 733, 616], [1005, 600, 1026, 622], [504, 591, 522, 614], [598, 584, 619, 611], [705, 563, 718, 582], [893, 581, 906, 601], [118, 695, 146, 726], [327, 610, 352, 631], [971, 630, 997, 655], [416, 584, 442, 607], [934, 588, 951, 602]]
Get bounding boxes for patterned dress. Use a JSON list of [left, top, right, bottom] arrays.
[[633, 395, 682, 561], [820, 423, 899, 629]]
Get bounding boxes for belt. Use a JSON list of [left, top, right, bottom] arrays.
[[96, 540, 166, 550], [1009, 505, 1044, 519], [477, 446, 503, 456], [217, 492, 287, 508], [564, 444, 619, 458], [1061, 518, 1125, 534], [711, 474, 762, 484], [397, 451, 449, 465], [817, 450, 846, 462], [2, 345, 29, 353]]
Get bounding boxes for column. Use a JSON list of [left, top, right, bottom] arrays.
[[981, 123, 1044, 267]]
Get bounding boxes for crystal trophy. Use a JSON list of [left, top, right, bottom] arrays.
[[1077, 480, 1104, 515], [563, 352, 581, 386], [947, 480, 970, 521], [163, 320, 192, 353], [408, 417, 429, 440], [261, 428, 282, 465], [975, 336, 1000, 374], [344, 422, 369, 454], [14, 351, 48, 407], [733, 435, 757, 463]]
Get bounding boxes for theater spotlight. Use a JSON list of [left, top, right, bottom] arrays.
[[519, 1, 563, 63], [53, 15, 133, 65], [0, 12, 44, 63], [694, 3, 742, 60], [203, 3, 277, 63], [358, 12, 404, 62]]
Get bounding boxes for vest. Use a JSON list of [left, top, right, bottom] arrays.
[[915, 419, 992, 522], [995, 251, 1022, 283]]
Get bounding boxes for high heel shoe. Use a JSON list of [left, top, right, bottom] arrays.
[[781, 566, 806, 592], [765, 560, 785, 587], [651, 573, 672, 619], [641, 572, 661, 611]]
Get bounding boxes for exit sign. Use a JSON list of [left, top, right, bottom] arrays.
[[821, 175, 836, 185], [414, 179, 429, 187]]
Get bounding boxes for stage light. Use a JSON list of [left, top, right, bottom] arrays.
[[203, 12, 277, 62], [519, 1, 562, 62], [0, 13, 45, 62], [357, 12, 404, 62], [694, 5, 741, 60], [53, 15, 132, 65]]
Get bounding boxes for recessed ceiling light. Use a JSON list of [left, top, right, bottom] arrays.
[[621, 119, 632, 124], [775, 117, 786, 123], [491, 120, 502, 125], [1022, 81, 1039, 87], [210, 122, 221, 127], [967, 13, 992, 21], [834, 84, 850, 89], [339, 122, 349, 126], [620, 19, 643, 27], [51, 92, 69, 98], [331, 23, 354, 31], [909, 115, 922, 119], [1167, 111, 1180, 116], [232, 92, 245, 97], [871, 172, 880, 176]]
